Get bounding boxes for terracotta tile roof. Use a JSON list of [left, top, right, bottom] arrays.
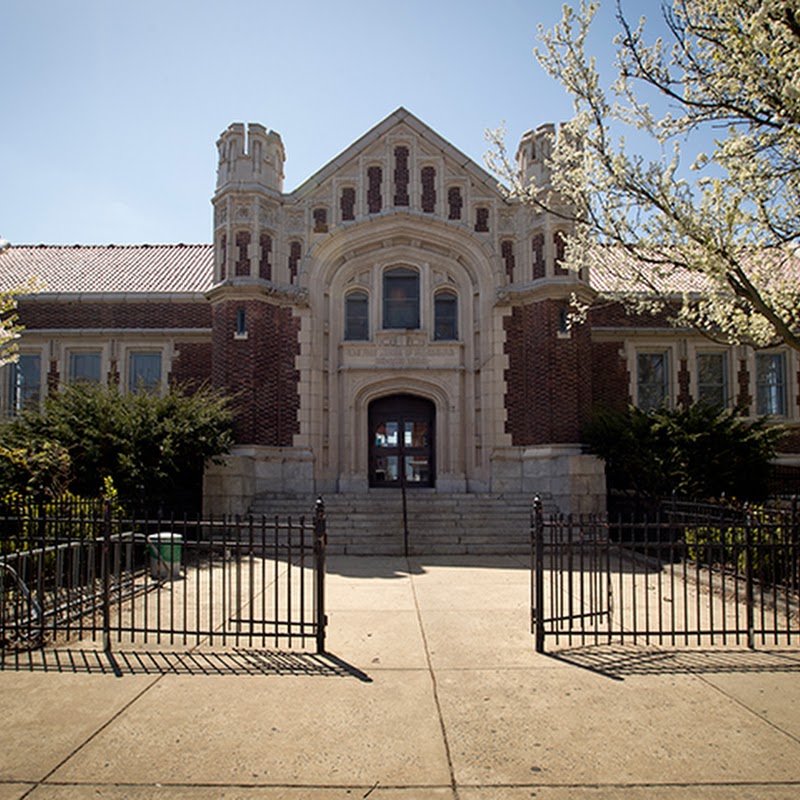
[[0, 244, 213, 295], [586, 244, 800, 295]]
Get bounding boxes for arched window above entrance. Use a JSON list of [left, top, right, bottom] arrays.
[[344, 290, 369, 341], [383, 267, 420, 330]]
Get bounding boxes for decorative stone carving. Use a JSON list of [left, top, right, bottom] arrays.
[[259, 203, 277, 226], [287, 210, 305, 232], [498, 210, 515, 233]]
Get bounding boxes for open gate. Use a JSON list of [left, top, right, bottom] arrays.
[[531, 497, 800, 652]]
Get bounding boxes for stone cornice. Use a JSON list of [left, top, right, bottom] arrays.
[[205, 278, 309, 308], [496, 278, 596, 306]]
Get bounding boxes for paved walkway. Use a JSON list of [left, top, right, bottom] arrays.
[[2, 554, 800, 799]]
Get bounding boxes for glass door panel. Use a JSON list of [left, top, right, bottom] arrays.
[[368, 396, 435, 488]]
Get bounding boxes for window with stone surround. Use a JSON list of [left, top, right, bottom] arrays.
[[554, 230, 568, 275], [68, 351, 102, 384], [288, 240, 302, 283], [340, 187, 356, 221], [434, 290, 458, 341], [6, 352, 42, 415], [235, 308, 247, 338], [235, 231, 251, 276], [501, 240, 515, 282], [128, 352, 162, 393], [394, 147, 410, 207], [313, 208, 328, 233], [474, 207, 489, 233], [345, 291, 369, 341], [383, 267, 420, 329], [421, 166, 436, 213], [636, 351, 670, 410], [259, 233, 272, 280], [756, 352, 787, 416], [696, 351, 729, 408], [532, 233, 545, 279], [219, 234, 227, 280], [447, 186, 463, 220], [367, 166, 383, 214]]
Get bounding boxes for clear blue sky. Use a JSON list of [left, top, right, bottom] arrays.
[[2, 0, 668, 246]]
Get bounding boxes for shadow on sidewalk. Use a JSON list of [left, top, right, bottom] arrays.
[[0, 647, 373, 681], [549, 644, 800, 680]]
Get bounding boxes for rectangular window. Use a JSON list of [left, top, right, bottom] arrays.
[[68, 351, 102, 384], [383, 268, 420, 329], [8, 353, 42, 414], [756, 352, 786, 415], [637, 351, 669, 410], [345, 292, 369, 341], [128, 352, 162, 393], [434, 292, 458, 340], [696, 352, 728, 408]]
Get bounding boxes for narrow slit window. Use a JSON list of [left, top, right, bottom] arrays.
[[288, 241, 302, 282], [236, 307, 247, 337], [447, 187, 462, 220], [367, 166, 382, 214], [421, 166, 436, 213], [340, 187, 356, 221], [259, 233, 272, 280], [394, 147, 410, 207]]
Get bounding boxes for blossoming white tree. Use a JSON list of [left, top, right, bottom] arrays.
[[487, 0, 800, 351]]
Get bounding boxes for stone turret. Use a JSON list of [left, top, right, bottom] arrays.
[[212, 123, 286, 285], [515, 123, 554, 190], [215, 122, 285, 194]]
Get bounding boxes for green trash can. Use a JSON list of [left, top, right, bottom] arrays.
[[146, 532, 183, 580]]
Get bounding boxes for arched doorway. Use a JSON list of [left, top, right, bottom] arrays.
[[368, 395, 435, 488]]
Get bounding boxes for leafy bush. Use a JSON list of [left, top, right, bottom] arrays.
[[0, 382, 233, 513], [584, 403, 783, 503], [684, 508, 797, 585]]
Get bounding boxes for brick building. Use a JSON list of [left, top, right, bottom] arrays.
[[1, 109, 798, 514]]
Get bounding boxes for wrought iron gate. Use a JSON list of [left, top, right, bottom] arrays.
[[1, 498, 327, 661], [531, 497, 800, 652]]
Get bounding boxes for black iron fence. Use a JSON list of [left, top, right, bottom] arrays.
[[531, 497, 800, 652], [1, 498, 327, 662]]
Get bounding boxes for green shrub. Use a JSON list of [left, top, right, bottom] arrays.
[[1, 382, 233, 513], [684, 509, 796, 584], [584, 403, 783, 503]]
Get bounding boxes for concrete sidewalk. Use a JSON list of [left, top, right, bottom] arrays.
[[2, 554, 800, 799]]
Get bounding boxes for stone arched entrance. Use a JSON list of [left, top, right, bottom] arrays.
[[368, 395, 435, 488]]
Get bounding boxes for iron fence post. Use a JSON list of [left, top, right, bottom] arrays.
[[314, 496, 327, 654], [102, 499, 112, 655], [745, 506, 755, 650], [792, 496, 799, 596], [531, 495, 546, 653]]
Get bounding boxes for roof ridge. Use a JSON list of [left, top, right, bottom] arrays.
[[14, 242, 213, 249]]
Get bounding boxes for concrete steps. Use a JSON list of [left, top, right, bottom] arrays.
[[248, 491, 550, 555]]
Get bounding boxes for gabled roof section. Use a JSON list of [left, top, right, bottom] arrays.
[[0, 244, 213, 296], [290, 107, 506, 201]]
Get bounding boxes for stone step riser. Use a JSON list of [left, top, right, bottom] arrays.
[[247, 492, 549, 555]]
